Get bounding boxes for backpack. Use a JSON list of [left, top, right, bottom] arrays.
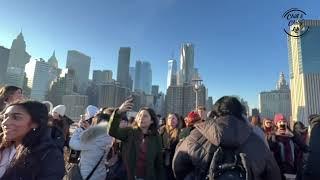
[[206, 146, 253, 180]]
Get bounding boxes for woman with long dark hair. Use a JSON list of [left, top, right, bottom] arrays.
[[0, 86, 24, 112], [108, 99, 165, 180], [0, 100, 64, 179]]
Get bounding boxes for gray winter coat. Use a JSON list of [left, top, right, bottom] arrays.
[[172, 115, 281, 180], [69, 122, 113, 180]]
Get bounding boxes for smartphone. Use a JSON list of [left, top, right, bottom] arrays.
[[125, 95, 135, 118], [126, 95, 135, 108], [126, 95, 134, 103], [86, 118, 93, 124]]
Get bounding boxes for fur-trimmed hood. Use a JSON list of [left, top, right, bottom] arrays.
[[80, 122, 111, 143], [69, 122, 113, 180]]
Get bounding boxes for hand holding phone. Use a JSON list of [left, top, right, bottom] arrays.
[[79, 119, 90, 129], [118, 98, 134, 114]]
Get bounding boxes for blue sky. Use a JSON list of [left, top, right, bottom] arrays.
[[0, 0, 319, 108]]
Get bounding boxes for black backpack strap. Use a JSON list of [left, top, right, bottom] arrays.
[[85, 151, 105, 180], [197, 137, 219, 179], [239, 153, 254, 180]]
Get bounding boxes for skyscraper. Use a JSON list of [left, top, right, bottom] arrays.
[[259, 73, 291, 120], [276, 72, 290, 90], [47, 51, 61, 88], [134, 61, 142, 92], [47, 68, 76, 106], [155, 92, 165, 116], [22, 73, 31, 98], [117, 47, 130, 88], [6, 32, 31, 87], [97, 81, 130, 108], [48, 51, 58, 68], [97, 83, 117, 108], [152, 85, 159, 96], [142, 61, 152, 94], [62, 94, 88, 120], [25, 59, 50, 101], [166, 85, 183, 116], [167, 59, 177, 88], [92, 70, 113, 84], [129, 67, 135, 91], [66, 50, 91, 93], [166, 84, 206, 116], [177, 70, 184, 86], [134, 61, 152, 94], [151, 85, 159, 106], [288, 20, 320, 125], [179, 43, 194, 85], [0, 46, 10, 85]]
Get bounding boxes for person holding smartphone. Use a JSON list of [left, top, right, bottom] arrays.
[[268, 114, 309, 180], [69, 105, 113, 180], [108, 99, 165, 180]]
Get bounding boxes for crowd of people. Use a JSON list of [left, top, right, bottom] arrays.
[[0, 85, 320, 180]]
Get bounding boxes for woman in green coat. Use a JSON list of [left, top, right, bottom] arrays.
[[108, 99, 165, 180]]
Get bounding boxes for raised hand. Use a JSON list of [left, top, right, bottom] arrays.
[[118, 98, 134, 114], [79, 119, 90, 129]]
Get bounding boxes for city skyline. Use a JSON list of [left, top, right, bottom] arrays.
[[1, 0, 320, 108], [0, 31, 276, 109]]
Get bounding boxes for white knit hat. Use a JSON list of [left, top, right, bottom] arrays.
[[85, 105, 99, 120], [52, 105, 66, 117]]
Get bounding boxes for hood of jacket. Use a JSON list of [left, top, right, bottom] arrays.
[[80, 122, 110, 143], [195, 115, 252, 148]]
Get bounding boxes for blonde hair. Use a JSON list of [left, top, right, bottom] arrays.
[[165, 113, 180, 141]]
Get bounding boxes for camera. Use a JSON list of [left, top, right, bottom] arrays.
[[279, 124, 286, 129]]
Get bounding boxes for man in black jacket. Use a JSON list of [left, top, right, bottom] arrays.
[[172, 96, 281, 180], [303, 114, 320, 180]]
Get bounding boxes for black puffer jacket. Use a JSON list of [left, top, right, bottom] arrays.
[[303, 115, 320, 180], [172, 115, 281, 180], [0, 131, 65, 180]]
